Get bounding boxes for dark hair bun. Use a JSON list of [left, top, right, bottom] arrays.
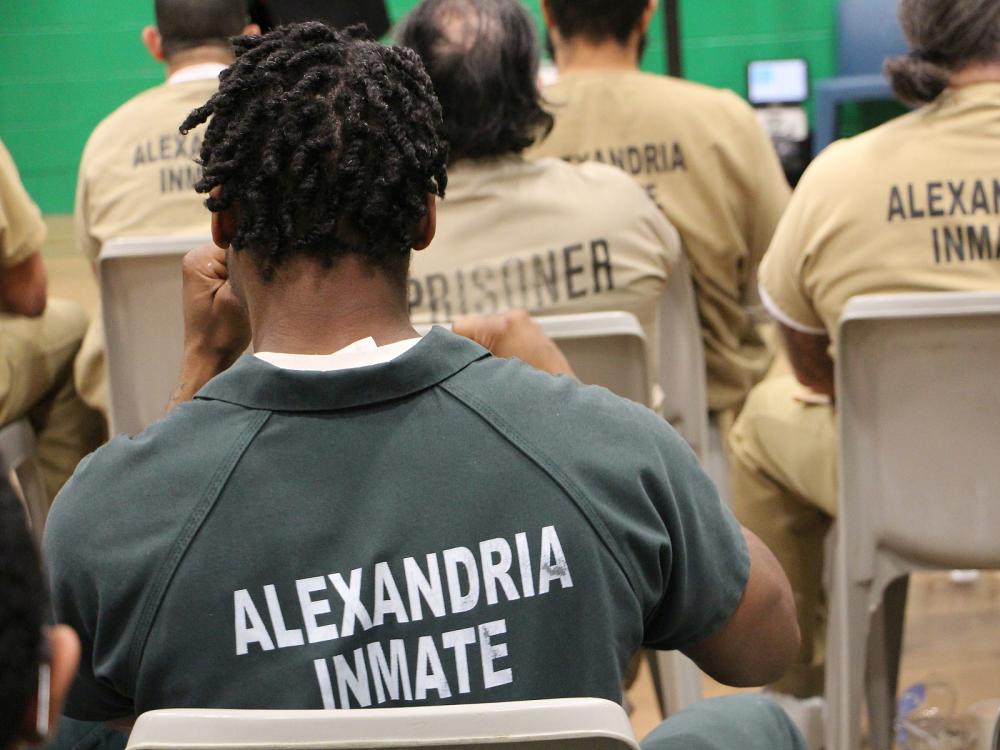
[[884, 52, 950, 105]]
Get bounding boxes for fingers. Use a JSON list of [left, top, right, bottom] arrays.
[[453, 310, 574, 377], [453, 312, 507, 351], [182, 243, 229, 285]]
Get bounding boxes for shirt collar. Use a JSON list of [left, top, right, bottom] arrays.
[[937, 81, 1000, 107], [446, 154, 534, 194], [167, 63, 227, 86], [196, 327, 489, 412], [255, 337, 421, 372]]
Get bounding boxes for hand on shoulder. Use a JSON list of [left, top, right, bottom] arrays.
[[453, 310, 575, 377]]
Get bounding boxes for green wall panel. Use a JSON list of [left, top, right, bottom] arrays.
[[0, 2, 161, 213], [2, 0, 894, 214]]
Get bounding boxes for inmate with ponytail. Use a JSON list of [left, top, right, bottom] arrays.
[[180, 22, 449, 282], [885, 0, 1000, 105]]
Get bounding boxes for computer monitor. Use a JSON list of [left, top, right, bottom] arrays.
[[747, 59, 810, 106]]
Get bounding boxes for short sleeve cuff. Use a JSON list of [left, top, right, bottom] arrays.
[[759, 279, 826, 335], [654, 520, 751, 652]]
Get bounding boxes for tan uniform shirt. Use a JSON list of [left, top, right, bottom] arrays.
[[0, 139, 46, 268], [74, 74, 219, 261], [409, 155, 680, 394], [761, 82, 1000, 355], [74, 69, 221, 414], [531, 71, 791, 411]]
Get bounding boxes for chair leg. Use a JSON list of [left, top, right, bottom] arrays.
[[653, 651, 704, 717], [826, 557, 871, 750], [866, 576, 909, 750], [16, 455, 49, 547]]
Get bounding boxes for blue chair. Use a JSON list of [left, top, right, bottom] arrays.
[[813, 0, 908, 152]]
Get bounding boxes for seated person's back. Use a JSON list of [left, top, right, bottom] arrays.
[[0, 139, 103, 501], [531, 0, 791, 414], [73, 0, 258, 416], [728, 0, 1000, 702], [45, 22, 798, 728], [399, 0, 680, 392]]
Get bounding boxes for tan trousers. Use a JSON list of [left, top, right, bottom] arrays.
[[1, 298, 105, 501], [727, 374, 837, 698], [74, 312, 109, 418]]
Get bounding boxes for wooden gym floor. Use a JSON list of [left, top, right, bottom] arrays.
[[42, 215, 1000, 741]]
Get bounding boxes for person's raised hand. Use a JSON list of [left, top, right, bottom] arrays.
[[453, 310, 575, 377], [181, 242, 250, 367], [166, 244, 250, 413]]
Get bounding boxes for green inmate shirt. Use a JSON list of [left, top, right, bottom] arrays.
[[44, 328, 749, 721]]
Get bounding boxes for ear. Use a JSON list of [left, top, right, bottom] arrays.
[[210, 187, 239, 250], [242, 23, 261, 36], [141, 26, 166, 62], [19, 626, 80, 745], [211, 209, 239, 251], [638, 0, 659, 34], [411, 194, 437, 252]]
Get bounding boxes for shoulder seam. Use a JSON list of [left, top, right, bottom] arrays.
[[438, 378, 643, 598], [126, 408, 271, 690]]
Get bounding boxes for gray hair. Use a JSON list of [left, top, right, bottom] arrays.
[[884, 0, 1000, 104]]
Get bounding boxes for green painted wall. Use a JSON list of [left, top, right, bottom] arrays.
[[2, 1, 893, 213], [0, 3, 162, 214]]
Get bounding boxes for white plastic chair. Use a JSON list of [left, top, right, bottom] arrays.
[[99, 235, 211, 435], [826, 291, 1000, 750], [657, 256, 709, 461], [528, 312, 651, 405], [416, 312, 651, 406], [0, 418, 48, 545], [656, 258, 732, 502], [125, 698, 640, 750]]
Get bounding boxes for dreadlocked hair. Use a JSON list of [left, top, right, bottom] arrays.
[[181, 22, 449, 281]]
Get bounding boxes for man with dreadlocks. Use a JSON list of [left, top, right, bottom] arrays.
[[45, 23, 803, 749]]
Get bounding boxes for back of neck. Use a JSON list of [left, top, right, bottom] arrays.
[[554, 38, 641, 75], [950, 61, 1000, 88], [165, 46, 234, 79], [245, 254, 417, 355]]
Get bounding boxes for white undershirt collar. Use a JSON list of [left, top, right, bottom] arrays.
[[167, 62, 227, 86], [255, 337, 421, 372]]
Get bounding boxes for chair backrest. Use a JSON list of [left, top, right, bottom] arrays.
[[126, 699, 640, 750], [99, 235, 210, 435], [657, 257, 709, 459], [533, 312, 650, 407], [416, 312, 650, 408], [837, 292, 1000, 575], [837, 0, 908, 77]]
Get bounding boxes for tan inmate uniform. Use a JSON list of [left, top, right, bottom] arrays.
[[74, 65, 222, 415], [409, 155, 680, 394], [729, 82, 1000, 697], [531, 71, 791, 413], [0, 140, 103, 500]]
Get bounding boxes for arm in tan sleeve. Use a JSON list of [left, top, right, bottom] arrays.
[[781, 324, 834, 397], [0, 139, 48, 314], [0, 251, 47, 316]]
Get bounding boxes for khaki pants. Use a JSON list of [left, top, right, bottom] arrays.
[[727, 374, 837, 698], [74, 312, 109, 418], [1, 299, 105, 501]]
